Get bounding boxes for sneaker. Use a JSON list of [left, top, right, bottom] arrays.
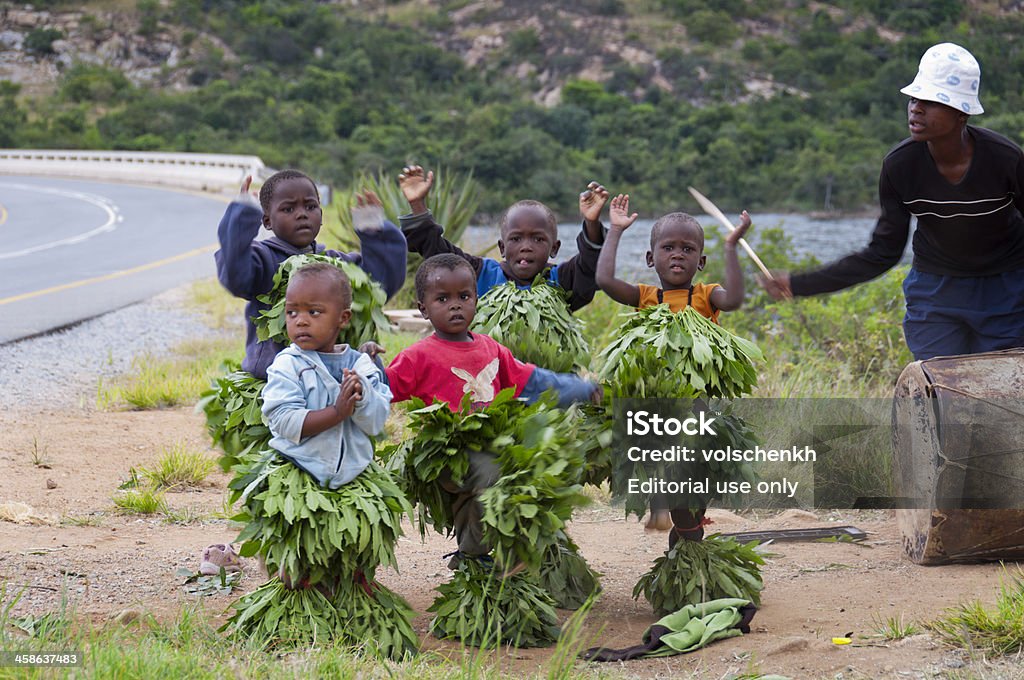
[[199, 544, 242, 576]]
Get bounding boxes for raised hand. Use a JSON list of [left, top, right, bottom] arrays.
[[351, 190, 385, 232], [725, 210, 752, 247], [398, 165, 434, 212], [609, 193, 638, 231], [239, 175, 259, 201], [356, 190, 383, 208], [579, 181, 610, 223]]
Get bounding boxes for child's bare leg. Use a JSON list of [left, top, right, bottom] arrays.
[[646, 495, 672, 532], [655, 509, 673, 530], [259, 554, 315, 591]]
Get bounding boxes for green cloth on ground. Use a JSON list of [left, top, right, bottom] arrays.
[[582, 597, 755, 662], [644, 597, 750, 657]]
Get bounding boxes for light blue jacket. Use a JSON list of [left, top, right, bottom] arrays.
[[262, 344, 392, 489]]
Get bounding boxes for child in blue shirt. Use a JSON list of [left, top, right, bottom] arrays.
[[216, 170, 407, 380], [261, 262, 392, 488], [396, 165, 608, 311]]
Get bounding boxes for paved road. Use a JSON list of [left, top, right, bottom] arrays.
[[0, 176, 230, 344]]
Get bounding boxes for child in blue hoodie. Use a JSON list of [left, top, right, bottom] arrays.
[[261, 262, 391, 488], [397, 165, 608, 311], [216, 170, 407, 380]]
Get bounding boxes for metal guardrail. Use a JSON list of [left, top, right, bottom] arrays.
[[0, 149, 270, 192]]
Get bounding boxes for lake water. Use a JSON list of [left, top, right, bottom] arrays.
[[460, 213, 902, 284]]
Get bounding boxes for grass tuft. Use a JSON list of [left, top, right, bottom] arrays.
[[139, 441, 216, 490], [112, 487, 168, 515], [872, 613, 920, 641], [545, 595, 600, 680], [580, 481, 611, 505], [97, 337, 241, 410], [929, 570, 1024, 656], [163, 506, 210, 525], [60, 514, 104, 527], [29, 436, 52, 468]]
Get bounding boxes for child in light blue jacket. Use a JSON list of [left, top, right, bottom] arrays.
[[261, 262, 392, 488]]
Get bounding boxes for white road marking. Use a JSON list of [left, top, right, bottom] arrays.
[[0, 181, 119, 260]]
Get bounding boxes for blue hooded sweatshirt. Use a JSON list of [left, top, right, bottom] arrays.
[[215, 197, 407, 380]]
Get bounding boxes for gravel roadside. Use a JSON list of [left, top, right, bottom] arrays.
[[0, 282, 244, 620], [0, 284, 235, 413]]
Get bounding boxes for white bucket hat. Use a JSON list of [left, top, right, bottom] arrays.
[[900, 42, 983, 115]]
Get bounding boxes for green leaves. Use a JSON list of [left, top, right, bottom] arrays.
[[224, 456, 420, 658], [254, 253, 390, 347], [537, 532, 602, 610], [633, 535, 765, 616], [471, 278, 589, 373], [385, 392, 592, 643], [332, 580, 419, 660], [596, 305, 768, 617], [196, 365, 269, 471], [383, 391, 588, 573], [595, 306, 764, 518], [223, 579, 338, 649], [230, 457, 412, 589], [598, 305, 763, 399], [379, 395, 490, 537], [572, 400, 614, 487], [223, 578, 418, 659], [428, 559, 560, 648], [479, 397, 588, 572]]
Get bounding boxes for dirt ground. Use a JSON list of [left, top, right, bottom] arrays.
[[1, 406, 1022, 679]]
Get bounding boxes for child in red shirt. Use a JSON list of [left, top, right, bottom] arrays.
[[381, 254, 600, 568]]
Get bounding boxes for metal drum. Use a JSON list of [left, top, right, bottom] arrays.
[[893, 349, 1024, 565]]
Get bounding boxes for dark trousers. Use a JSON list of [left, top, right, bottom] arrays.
[[668, 507, 707, 549], [438, 451, 501, 557]]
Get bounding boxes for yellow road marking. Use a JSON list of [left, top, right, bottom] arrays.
[[0, 243, 218, 307], [0, 202, 7, 226]]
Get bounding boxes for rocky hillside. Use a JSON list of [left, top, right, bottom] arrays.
[[0, 0, 979, 105], [1, 4, 207, 95], [2, 0, 1022, 215]]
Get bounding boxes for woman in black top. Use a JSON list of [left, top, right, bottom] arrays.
[[762, 43, 1024, 360]]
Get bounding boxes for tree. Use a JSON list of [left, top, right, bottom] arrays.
[[0, 82, 26, 146]]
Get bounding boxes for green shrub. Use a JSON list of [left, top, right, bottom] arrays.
[[322, 169, 480, 309], [25, 28, 63, 55]]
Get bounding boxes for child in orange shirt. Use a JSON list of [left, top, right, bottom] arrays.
[[595, 194, 751, 543]]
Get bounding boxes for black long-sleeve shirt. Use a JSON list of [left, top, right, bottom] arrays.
[[399, 210, 605, 311], [791, 126, 1024, 296]]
